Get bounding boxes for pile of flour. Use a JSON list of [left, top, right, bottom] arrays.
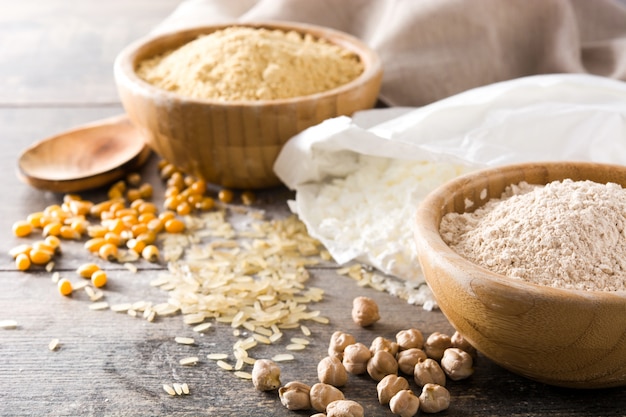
[[136, 26, 363, 101], [440, 179, 626, 291]]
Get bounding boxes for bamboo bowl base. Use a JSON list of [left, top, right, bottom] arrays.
[[414, 161, 626, 389]]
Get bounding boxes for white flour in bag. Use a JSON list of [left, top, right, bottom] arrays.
[[441, 179, 626, 291]]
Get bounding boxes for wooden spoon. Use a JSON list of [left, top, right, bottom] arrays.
[[17, 115, 151, 193]]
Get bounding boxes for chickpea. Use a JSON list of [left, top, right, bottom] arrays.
[[451, 330, 477, 358], [310, 382, 345, 413], [278, 381, 311, 411], [342, 343, 371, 375], [441, 347, 474, 381], [376, 374, 409, 405], [351, 296, 380, 327], [367, 350, 398, 381], [370, 336, 398, 356], [389, 389, 420, 417], [396, 328, 424, 351], [328, 330, 356, 360], [317, 356, 348, 387], [396, 348, 427, 375], [413, 358, 446, 388], [423, 332, 452, 361], [419, 383, 450, 413], [251, 359, 281, 391], [326, 399, 364, 417]]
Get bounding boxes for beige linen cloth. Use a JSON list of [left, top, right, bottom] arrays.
[[156, 0, 626, 106]]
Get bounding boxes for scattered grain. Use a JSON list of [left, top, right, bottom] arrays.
[[272, 353, 295, 362], [0, 320, 18, 329], [173, 383, 183, 395], [207, 353, 229, 360], [286, 343, 306, 351], [193, 323, 212, 333], [175, 336, 195, 345], [88, 301, 109, 311], [111, 303, 133, 313], [163, 384, 176, 396], [48, 338, 60, 351], [179, 356, 199, 366], [217, 360, 234, 371]]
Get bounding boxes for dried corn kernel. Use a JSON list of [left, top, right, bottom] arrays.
[[126, 238, 146, 254], [137, 202, 158, 215], [26, 212, 44, 228], [189, 179, 206, 195], [59, 225, 80, 240], [84, 237, 106, 252], [12, 220, 33, 237], [91, 270, 107, 288], [77, 263, 100, 279], [126, 188, 142, 202], [196, 197, 215, 211], [164, 218, 185, 234], [104, 232, 122, 246], [126, 172, 141, 186], [70, 218, 88, 235], [15, 253, 31, 271], [241, 191, 256, 206], [147, 218, 164, 233], [139, 183, 153, 199], [32, 241, 55, 254], [42, 222, 62, 237], [44, 235, 61, 250], [142, 245, 160, 263], [98, 243, 118, 262], [29, 248, 53, 265], [136, 231, 156, 245], [159, 211, 176, 222], [176, 202, 192, 216], [218, 189, 234, 204], [58, 278, 73, 296]]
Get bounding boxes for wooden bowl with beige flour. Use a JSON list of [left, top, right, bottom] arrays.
[[114, 22, 382, 189], [414, 161, 626, 389]]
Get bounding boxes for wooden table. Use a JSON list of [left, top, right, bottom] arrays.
[[1, 1, 625, 416]]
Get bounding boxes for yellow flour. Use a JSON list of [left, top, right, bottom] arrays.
[[136, 26, 364, 101]]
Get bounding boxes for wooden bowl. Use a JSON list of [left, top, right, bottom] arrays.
[[414, 161, 626, 389], [113, 22, 382, 189]]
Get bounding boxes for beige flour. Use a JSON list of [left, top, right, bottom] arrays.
[[440, 179, 626, 291], [136, 26, 364, 101]]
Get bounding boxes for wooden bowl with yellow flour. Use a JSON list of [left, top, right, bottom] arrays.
[[114, 22, 382, 189], [414, 161, 626, 388]]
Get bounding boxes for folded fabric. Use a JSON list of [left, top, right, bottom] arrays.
[[155, 0, 626, 106]]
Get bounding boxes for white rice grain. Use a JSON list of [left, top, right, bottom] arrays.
[[206, 353, 229, 360], [175, 336, 195, 345], [48, 338, 60, 351], [163, 384, 176, 396], [179, 356, 199, 366], [0, 320, 18, 329]]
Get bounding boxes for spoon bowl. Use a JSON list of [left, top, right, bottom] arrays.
[[18, 115, 151, 193]]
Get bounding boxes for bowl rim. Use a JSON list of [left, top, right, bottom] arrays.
[[113, 20, 383, 106], [414, 160, 626, 300]]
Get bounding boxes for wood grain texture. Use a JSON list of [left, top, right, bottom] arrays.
[[2, 2, 626, 416]]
